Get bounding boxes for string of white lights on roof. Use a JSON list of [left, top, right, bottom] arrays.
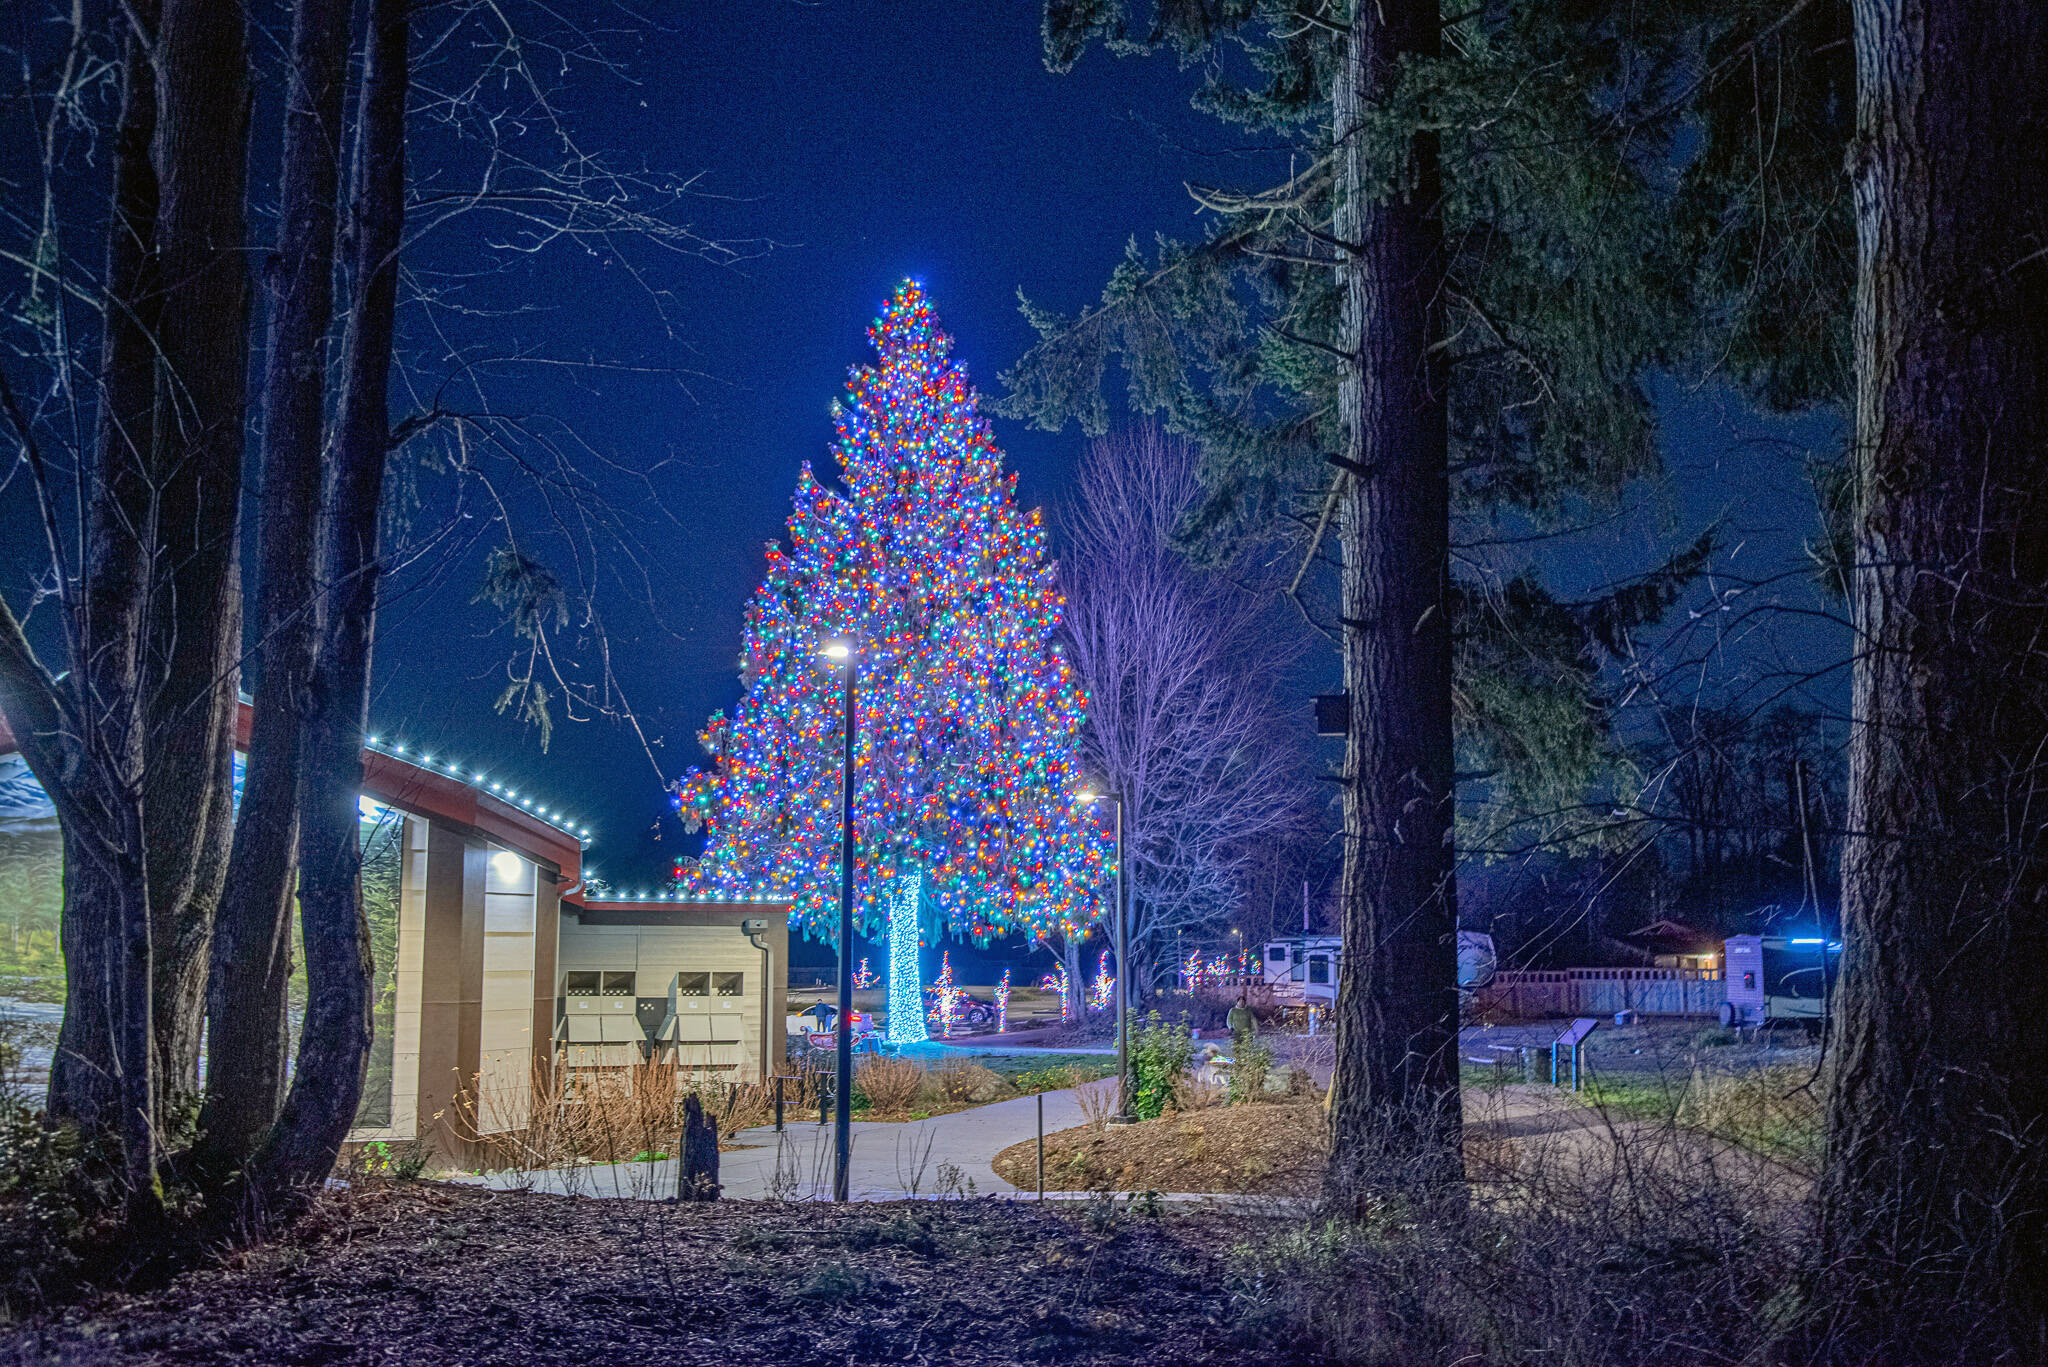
[[364, 734, 592, 847], [590, 891, 789, 904]]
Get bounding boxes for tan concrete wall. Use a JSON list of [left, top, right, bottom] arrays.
[[476, 849, 540, 1134], [557, 905, 788, 1081]]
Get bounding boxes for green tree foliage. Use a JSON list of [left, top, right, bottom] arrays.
[[1005, 0, 1711, 843], [1665, 0, 1855, 414]]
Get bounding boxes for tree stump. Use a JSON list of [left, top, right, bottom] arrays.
[[677, 1093, 721, 1201]]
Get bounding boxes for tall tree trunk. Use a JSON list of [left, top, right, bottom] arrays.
[[1819, 0, 2048, 1350], [142, 0, 252, 1111], [1062, 934, 1083, 1022], [250, 0, 408, 1211], [202, 0, 354, 1169], [1321, 0, 1462, 1210], [36, 0, 161, 1144]]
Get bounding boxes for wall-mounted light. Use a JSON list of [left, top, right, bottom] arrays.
[[491, 850, 524, 883]]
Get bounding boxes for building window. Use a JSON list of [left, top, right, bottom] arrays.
[[715, 971, 744, 997], [1308, 956, 1330, 985], [1267, 946, 1287, 963], [676, 972, 710, 997]]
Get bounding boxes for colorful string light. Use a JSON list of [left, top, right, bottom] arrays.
[[927, 951, 963, 1038], [676, 280, 1110, 949], [995, 967, 1011, 1034], [1040, 964, 1071, 1020], [1088, 948, 1115, 1012]]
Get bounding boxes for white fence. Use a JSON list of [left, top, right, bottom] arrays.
[[1472, 967, 1724, 1019]]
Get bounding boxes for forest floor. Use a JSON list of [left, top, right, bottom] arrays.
[[0, 1184, 1257, 1366]]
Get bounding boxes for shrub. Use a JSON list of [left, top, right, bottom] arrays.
[[1014, 1065, 1077, 1094], [1228, 1037, 1273, 1104], [854, 1057, 926, 1112], [1129, 1012, 1194, 1120], [933, 1060, 1004, 1103], [1692, 1026, 1741, 1049], [0, 1094, 133, 1316]]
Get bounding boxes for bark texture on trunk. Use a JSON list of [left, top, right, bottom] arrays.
[[1321, 0, 1462, 1209], [40, 1, 160, 1144], [202, 0, 354, 1168], [1062, 935, 1084, 1022], [1821, 0, 2048, 1349], [142, 0, 252, 1110], [249, 0, 408, 1211]]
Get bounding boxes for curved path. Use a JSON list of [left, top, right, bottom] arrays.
[[458, 1087, 1089, 1202]]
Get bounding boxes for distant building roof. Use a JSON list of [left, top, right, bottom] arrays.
[[1622, 919, 1720, 952]]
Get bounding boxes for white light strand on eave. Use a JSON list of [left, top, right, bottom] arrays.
[[365, 733, 592, 847]]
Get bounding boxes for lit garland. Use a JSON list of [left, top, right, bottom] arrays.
[[676, 280, 1110, 950], [1088, 948, 1115, 1012], [1040, 963, 1071, 1019], [927, 951, 962, 1038], [886, 871, 927, 1044], [995, 967, 1011, 1034]]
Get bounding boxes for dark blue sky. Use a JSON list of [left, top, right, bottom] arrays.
[[364, 3, 1258, 890], [356, 2, 1848, 893]]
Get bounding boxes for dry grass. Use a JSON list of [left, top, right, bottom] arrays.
[[853, 1057, 926, 1112], [1674, 1061, 1826, 1175], [1071, 1073, 1120, 1131], [444, 1061, 812, 1178], [932, 1060, 1003, 1103]]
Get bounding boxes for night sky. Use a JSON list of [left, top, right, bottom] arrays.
[[365, 4, 1248, 895], [0, 2, 1847, 909], [359, 3, 1846, 900]]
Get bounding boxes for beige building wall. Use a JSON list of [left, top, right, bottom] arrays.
[[476, 848, 540, 1134], [556, 904, 788, 1082], [348, 815, 567, 1159]]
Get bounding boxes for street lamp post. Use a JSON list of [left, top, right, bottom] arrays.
[[824, 641, 856, 1202], [1077, 788, 1130, 1123]]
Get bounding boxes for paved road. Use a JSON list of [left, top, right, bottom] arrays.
[[459, 1086, 1091, 1202]]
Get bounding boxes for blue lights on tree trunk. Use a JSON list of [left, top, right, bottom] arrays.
[[886, 870, 927, 1044]]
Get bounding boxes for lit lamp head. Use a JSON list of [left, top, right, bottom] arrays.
[[820, 640, 853, 664]]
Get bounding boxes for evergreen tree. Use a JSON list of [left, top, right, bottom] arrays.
[[1004, 0, 1708, 1202], [1817, 0, 2048, 1349], [680, 282, 1107, 958]]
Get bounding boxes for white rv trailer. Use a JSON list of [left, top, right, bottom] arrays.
[[1258, 931, 1498, 1007]]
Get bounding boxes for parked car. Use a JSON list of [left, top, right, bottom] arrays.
[[925, 989, 997, 1027], [787, 1001, 879, 1044]]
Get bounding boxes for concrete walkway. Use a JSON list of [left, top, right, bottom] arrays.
[[457, 1086, 1091, 1202]]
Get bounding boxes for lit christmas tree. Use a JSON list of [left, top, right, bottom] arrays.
[[679, 281, 1108, 1017]]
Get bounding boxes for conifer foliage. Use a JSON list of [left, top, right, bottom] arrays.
[[679, 282, 1107, 946]]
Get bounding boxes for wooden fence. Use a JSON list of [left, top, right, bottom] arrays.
[[1471, 967, 1725, 1019]]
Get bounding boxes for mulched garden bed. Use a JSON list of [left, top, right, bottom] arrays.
[[0, 1183, 1261, 1366], [992, 1102, 1328, 1197]]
